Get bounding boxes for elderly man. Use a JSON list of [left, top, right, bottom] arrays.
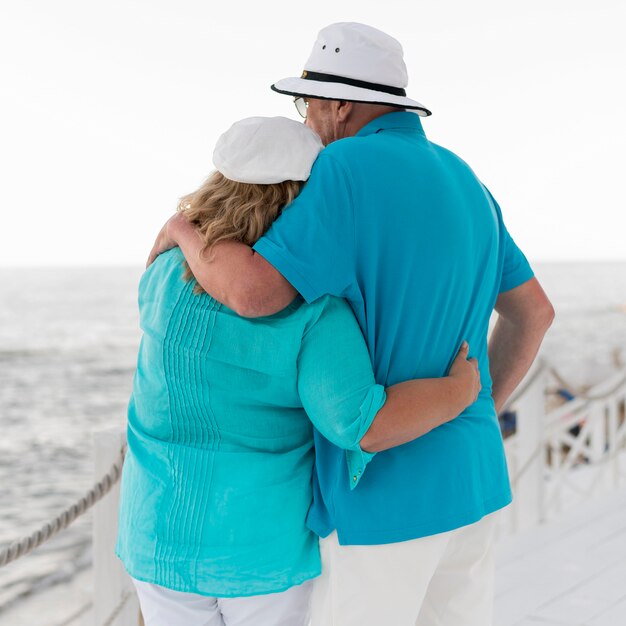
[[149, 22, 554, 626]]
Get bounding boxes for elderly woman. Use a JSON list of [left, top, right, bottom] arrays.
[[115, 117, 479, 626]]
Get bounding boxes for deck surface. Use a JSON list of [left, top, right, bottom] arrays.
[[495, 487, 626, 625], [3, 490, 626, 625]]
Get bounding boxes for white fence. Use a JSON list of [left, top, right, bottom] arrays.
[[500, 361, 626, 535], [92, 362, 626, 624], [93, 429, 140, 626]]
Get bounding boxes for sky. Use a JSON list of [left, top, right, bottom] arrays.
[[0, 0, 624, 266]]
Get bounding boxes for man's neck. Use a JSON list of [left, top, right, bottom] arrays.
[[346, 105, 405, 137]]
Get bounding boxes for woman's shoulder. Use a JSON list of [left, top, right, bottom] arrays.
[[255, 295, 355, 337], [138, 248, 188, 304], [140, 248, 185, 284], [299, 295, 358, 330], [246, 294, 349, 324]]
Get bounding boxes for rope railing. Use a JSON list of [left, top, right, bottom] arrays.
[[1, 358, 624, 623], [547, 363, 626, 402], [505, 360, 626, 414], [0, 445, 126, 568]]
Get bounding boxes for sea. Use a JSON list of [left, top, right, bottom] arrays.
[[1, 261, 626, 617]]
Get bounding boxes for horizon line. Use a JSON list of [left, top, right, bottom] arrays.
[[2, 258, 626, 270]]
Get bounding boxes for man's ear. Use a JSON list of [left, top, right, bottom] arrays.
[[336, 100, 353, 123]]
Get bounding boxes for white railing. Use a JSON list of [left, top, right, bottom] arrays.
[[88, 365, 626, 619], [6, 362, 624, 624], [500, 361, 626, 535], [500, 362, 550, 534], [93, 428, 140, 626], [0, 428, 139, 625], [91, 364, 626, 621]]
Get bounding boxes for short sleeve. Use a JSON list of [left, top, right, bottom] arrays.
[[296, 296, 386, 490], [483, 187, 535, 293], [499, 226, 535, 293], [253, 151, 355, 304]]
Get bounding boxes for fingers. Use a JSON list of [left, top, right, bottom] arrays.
[[466, 356, 481, 400], [146, 246, 157, 268], [453, 341, 470, 361], [146, 217, 174, 268]]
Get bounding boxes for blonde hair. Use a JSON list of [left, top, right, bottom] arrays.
[[178, 171, 302, 293]]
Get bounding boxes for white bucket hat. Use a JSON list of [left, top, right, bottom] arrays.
[[272, 22, 431, 117], [212, 116, 324, 184]]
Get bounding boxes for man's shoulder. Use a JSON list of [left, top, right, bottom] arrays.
[[324, 132, 475, 172], [303, 140, 364, 191], [426, 138, 477, 173], [312, 135, 389, 181], [318, 136, 365, 164]]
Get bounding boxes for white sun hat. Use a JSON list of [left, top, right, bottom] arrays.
[[212, 116, 324, 184], [272, 22, 431, 117]]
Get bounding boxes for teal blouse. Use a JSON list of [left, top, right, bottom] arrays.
[[115, 248, 385, 597]]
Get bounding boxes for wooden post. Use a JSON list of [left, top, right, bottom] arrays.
[[589, 403, 607, 465], [499, 438, 518, 538], [605, 398, 619, 489], [93, 427, 141, 626], [511, 367, 547, 532]]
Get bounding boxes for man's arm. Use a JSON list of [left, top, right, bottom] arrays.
[[488, 277, 555, 413], [148, 151, 356, 317], [147, 212, 296, 318]]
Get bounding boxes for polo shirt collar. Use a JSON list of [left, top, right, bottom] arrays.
[[356, 111, 426, 138]]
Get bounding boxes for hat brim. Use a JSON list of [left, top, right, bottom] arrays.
[[272, 77, 432, 117]]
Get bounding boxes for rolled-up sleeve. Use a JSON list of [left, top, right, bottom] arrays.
[[296, 296, 385, 489]]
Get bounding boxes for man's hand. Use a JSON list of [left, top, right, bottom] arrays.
[[449, 341, 482, 408], [146, 212, 194, 268], [145, 212, 296, 316]]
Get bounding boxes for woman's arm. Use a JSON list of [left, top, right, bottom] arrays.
[[360, 343, 480, 452], [297, 298, 480, 467]]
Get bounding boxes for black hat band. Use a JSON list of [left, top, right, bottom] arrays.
[[301, 70, 407, 97]]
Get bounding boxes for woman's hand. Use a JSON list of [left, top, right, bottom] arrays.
[[448, 342, 481, 408], [146, 212, 194, 268]]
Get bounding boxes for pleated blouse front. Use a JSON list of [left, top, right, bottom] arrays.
[[115, 248, 385, 597]]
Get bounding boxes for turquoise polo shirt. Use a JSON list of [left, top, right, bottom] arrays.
[[254, 111, 534, 544]]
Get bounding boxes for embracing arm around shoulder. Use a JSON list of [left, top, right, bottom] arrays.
[[147, 151, 359, 318], [488, 277, 555, 413], [147, 212, 296, 317]]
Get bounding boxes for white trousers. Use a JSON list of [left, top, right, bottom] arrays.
[[132, 578, 313, 626], [310, 512, 498, 626]]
